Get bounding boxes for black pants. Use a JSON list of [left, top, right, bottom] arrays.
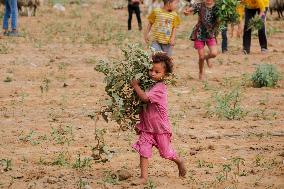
[[221, 26, 228, 53], [243, 8, 268, 53], [128, 4, 142, 30]]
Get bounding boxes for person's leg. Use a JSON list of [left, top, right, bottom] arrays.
[[134, 5, 142, 30], [128, 5, 133, 30], [171, 156, 186, 177], [221, 26, 228, 53], [205, 39, 217, 68], [258, 8, 268, 52], [155, 134, 186, 177], [229, 24, 234, 38], [161, 44, 173, 57], [194, 40, 206, 80], [197, 48, 206, 80], [10, 0, 18, 31], [237, 20, 243, 38], [243, 8, 257, 54], [3, 0, 11, 34], [140, 156, 149, 181], [132, 132, 155, 185]]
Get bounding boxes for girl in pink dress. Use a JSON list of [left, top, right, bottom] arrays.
[[131, 52, 186, 185]]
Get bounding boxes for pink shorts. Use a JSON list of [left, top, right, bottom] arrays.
[[194, 38, 216, 49], [132, 132, 176, 160]]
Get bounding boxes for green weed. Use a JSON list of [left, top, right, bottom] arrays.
[[251, 64, 281, 88], [52, 151, 70, 167], [50, 125, 74, 145], [206, 87, 247, 120], [40, 78, 51, 93], [72, 154, 92, 169], [1, 159, 12, 171], [77, 178, 89, 189], [0, 42, 9, 54], [18, 130, 40, 145], [3, 76, 12, 82]]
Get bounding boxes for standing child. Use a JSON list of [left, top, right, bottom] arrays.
[[184, 0, 218, 80], [144, 0, 181, 56], [242, 0, 268, 54], [131, 52, 186, 185], [128, 0, 143, 31], [221, 2, 245, 53]]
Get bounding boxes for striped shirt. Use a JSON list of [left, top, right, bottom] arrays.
[[148, 8, 181, 44]]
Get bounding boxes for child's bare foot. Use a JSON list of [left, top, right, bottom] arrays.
[[131, 177, 147, 186], [178, 158, 186, 177], [206, 57, 213, 68], [199, 73, 205, 80]]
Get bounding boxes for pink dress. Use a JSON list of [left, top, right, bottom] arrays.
[[132, 82, 176, 160]]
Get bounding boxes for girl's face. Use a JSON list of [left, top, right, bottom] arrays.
[[205, 0, 214, 5], [149, 62, 166, 81]]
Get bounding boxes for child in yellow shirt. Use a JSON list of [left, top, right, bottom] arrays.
[[242, 0, 268, 54], [144, 0, 181, 56]]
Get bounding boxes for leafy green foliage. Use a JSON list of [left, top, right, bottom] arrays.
[[0, 42, 9, 54], [207, 87, 247, 120], [72, 154, 92, 169], [52, 152, 70, 167], [216, 0, 240, 28], [251, 64, 281, 88], [248, 15, 264, 32], [95, 44, 156, 130], [1, 159, 12, 172]]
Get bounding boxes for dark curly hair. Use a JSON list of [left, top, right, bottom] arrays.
[[163, 0, 175, 5], [152, 52, 173, 74]]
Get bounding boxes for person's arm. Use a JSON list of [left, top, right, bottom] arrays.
[[144, 23, 153, 44], [131, 80, 149, 103], [183, 6, 194, 16], [170, 27, 177, 46]]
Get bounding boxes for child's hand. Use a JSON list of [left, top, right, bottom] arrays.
[[144, 33, 150, 44], [259, 11, 266, 21], [131, 79, 139, 87], [134, 127, 141, 135], [183, 7, 191, 16]]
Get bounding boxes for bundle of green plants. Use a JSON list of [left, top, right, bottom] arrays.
[[248, 15, 264, 32], [216, 0, 240, 28], [94, 44, 156, 130], [251, 64, 281, 88]]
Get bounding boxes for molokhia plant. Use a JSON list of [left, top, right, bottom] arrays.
[[94, 44, 156, 130], [251, 64, 281, 88]]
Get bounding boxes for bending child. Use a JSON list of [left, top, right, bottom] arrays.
[[184, 0, 218, 80], [131, 52, 186, 185]]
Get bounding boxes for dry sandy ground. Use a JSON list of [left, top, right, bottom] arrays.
[[0, 1, 284, 188]]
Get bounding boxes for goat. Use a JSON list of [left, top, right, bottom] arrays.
[[0, 0, 41, 16], [269, 0, 284, 18]]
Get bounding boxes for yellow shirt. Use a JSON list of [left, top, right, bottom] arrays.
[[243, 0, 265, 12], [148, 8, 181, 44], [263, 0, 269, 7]]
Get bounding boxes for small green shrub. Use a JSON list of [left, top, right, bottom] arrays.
[[72, 154, 92, 169], [207, 87, 247, 120], [251, 64, 281, 88], [1, 159, 12, 172]]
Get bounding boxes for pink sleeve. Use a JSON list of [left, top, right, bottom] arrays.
[[146, 83, 166, 104]]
